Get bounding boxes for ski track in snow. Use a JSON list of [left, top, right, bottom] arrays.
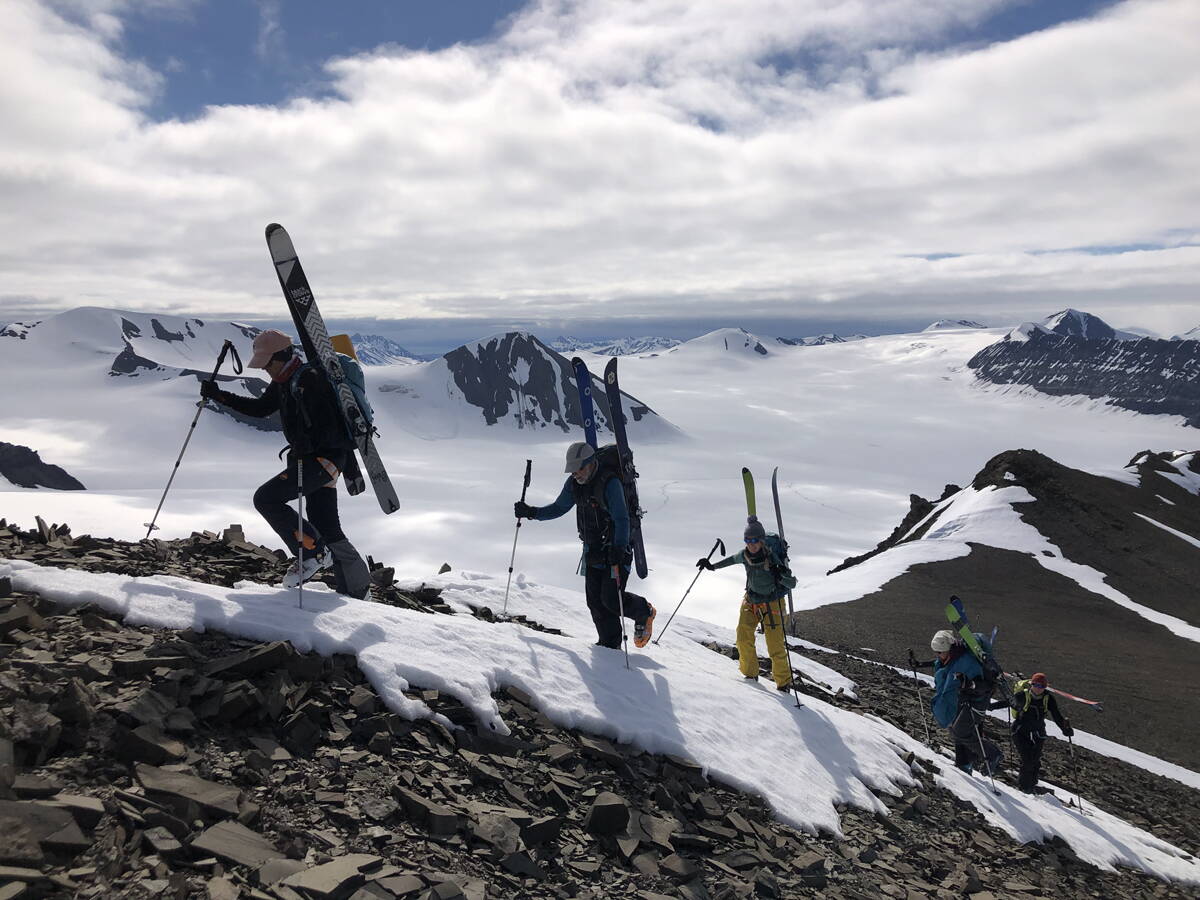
[[2, 557, 1199, 884]]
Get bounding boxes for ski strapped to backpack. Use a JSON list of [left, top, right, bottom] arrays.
[[945, 595, 1011, 702]]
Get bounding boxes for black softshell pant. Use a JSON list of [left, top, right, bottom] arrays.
[[584, 564, 652, 649], [1012, 728, 1045, 791], [950, 703, 1001, 774], [253, 452, 369, 599]]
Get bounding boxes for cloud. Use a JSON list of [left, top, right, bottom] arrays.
[[1, 0, 1198, 334]]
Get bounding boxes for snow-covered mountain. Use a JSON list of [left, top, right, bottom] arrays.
[[371, 331, 678, 441], [669, 327, 771, 357], [347, 333, 421, 365], [775, 333, 861, 346], [549, 335, 681, 356], [1041, 308, 1141, 341], [794, 447, 1200, 769], [969, 327, 1200, 427], [1174, 325, 1200, 341], [923, 319, 986, 331]]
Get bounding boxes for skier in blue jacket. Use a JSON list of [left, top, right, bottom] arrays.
[[930, 629, 1002, 775], [515, 442, 655, 650]]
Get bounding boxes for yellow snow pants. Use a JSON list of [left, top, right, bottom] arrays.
[[736, 594, 791, 688]]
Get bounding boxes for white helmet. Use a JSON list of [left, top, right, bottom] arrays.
[[930, 629, 956, 653], [564, 441, 596, 473]]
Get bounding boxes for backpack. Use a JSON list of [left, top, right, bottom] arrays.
[[590, 444, 643, 522], [763, 533, 797, 592], [966, 631, 1006, 701], [296, 353, 375, 432], [333, 353, 374, 427]]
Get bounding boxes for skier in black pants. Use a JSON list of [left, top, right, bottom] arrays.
[[199, 329, 371, 599], [514, 442, 656, 650], [1009, 672, 1073, 793]]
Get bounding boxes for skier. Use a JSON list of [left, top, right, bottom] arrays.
[[696, 518, 798, 690], [199, 329, 371, 599], [514, 442, 656, 649], [927, 629, 1003, 775], [1009, 672, 1073, 794]]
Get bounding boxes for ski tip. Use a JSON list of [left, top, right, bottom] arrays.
[[265, 222, 283, 236], [742, 466, 750, 474]]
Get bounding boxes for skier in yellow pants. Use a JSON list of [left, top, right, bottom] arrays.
[[697, 517, 798, 690]]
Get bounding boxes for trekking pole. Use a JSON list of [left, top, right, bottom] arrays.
[[613, 564, 630, 669], [1067, 733, 1086, 815], [655, 538, 725, 644], [972, 711, 1000, 796], [144, 340, 243, 539], [297, 455, 305, 610], [909, 655, 932, 745], [501, 460, 532, 617], [777, 597, 804, 709]]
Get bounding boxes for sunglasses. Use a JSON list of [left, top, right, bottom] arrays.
[[1031, 682, 1047, 689], [744, 538, 762, 544]]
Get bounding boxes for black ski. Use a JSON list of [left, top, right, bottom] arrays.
[[265, 224, 400, 514], [771, 466, 796, 636], [602, 358, 648, 578]]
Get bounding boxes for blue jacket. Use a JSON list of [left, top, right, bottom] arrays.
[[533, 475, 629, 564], [931, 647, 982, 727]]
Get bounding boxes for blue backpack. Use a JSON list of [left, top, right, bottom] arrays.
[[333, 353, 374, 427]]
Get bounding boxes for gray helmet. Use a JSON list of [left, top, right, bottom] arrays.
[[564, 441, 596, 473], [744, 517, 767, 542], [930, 629, 956, 653]]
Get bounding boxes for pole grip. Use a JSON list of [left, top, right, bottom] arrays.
[[520, 459, 532, 502]]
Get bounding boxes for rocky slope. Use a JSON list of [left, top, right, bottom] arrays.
[[2, 519, 1199, 898], [968, 320, 1200, 427], [795, 449, 1200, 769]]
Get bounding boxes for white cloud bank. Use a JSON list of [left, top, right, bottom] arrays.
[[1, 0, 1198, 331]]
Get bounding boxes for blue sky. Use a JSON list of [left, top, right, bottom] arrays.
[[2, 0, 1196, 341], [112, 0, 1118, 122], [116, 1, 529, 120]]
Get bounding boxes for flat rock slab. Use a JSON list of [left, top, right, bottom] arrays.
[[192, 820, 286, 868], [0, 800, 91, 855], [135, 763, 240, 819], [281, 853, 383, 898]]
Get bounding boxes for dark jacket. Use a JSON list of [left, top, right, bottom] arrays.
[[210, 366, 354, 458], [533, 473, 629, 563], [1010, 683, 1069, 736]]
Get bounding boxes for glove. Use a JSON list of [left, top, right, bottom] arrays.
[[695, 557, 713, 570], [514, 501, 536, 519], [606, 545, 631, 568], [907, 649, 918, 668], [199, 379, 221, 400], [1062, 722, 1074, 737]]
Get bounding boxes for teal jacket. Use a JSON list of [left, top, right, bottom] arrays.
[[712, 548, 797, 601]]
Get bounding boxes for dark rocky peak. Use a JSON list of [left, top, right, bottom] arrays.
[[0, 442, 85, 490], [1041, 308, 1130, 341], [443, 331, 672, 436], [969, 329, 1200, 427], [776, 333, 847, 346]]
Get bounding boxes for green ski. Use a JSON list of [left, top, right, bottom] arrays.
[[742, 467, 756, 517]]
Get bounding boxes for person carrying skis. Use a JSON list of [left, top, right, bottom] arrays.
[[696, 517, 798, 690], [514, 442, 656, 649], [927, 629, 1003, 775], [1009, 672, 1073, 793], [199, 329, 371, 599]]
